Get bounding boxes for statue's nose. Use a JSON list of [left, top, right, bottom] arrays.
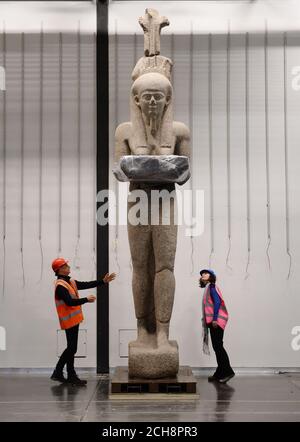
[[150, 95, 156, 104]]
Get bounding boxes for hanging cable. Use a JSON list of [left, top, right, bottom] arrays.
[[114, 21, 121, 274], [208, 33, 214, 268], [37, 22, 44, 284], [20, 32, 25, 288], [58, 32, 63, 255], [74, 22, 81, 270], [189, 22, 195, 275], [2, 23, 6, 297], [264, 21, 271, 270], [92, 31, 97, 280], [245, 32, 251, 280], [283, 32, 292, 279], [226, 21, 233, 272]]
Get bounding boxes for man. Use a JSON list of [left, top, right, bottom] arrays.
[[51, 257, 116, 386], [199, 269, 235, 384]]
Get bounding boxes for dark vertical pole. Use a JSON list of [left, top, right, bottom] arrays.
[[97, 0, 109, 374]]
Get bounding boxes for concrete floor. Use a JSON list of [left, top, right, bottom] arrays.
[[1, 372, 300, 422]]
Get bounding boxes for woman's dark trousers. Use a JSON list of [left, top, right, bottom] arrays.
[[209, 323, 235, 379]]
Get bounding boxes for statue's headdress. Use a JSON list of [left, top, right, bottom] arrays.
[[130, 9, 174, 151]]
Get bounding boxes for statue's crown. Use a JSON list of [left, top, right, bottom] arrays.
[[132, 55, 173, 81]]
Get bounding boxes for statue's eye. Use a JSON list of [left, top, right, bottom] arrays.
[[141, 93, 165, 101]]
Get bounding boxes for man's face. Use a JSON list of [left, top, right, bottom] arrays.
[[135, 89, 169, 119], [58, 263, 70, 276]]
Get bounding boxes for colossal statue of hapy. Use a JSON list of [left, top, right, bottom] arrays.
[[114, 8, 190, 379]]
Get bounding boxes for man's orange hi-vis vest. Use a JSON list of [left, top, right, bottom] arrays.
[[54, 279, 84, 330]]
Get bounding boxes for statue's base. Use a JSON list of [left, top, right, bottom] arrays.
[[128, 340, 179, 379], [110, 366, 197, 397]]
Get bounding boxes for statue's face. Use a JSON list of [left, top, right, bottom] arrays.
[[135, 89, 170, 119]]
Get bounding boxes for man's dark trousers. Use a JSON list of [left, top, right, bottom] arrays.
[[55, 324, 79, 377]]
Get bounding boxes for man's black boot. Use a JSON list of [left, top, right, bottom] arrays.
[[67, 375, 87, 386], [50, 370, 67, 383]]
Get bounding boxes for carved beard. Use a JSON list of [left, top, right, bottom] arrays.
[[149, 114, 158, 135], [145, 108, 163, 137]]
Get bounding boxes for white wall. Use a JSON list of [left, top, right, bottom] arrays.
[[109, 1, 300, 369], [1, 0, 300, 370], [0, 2, 97, 368]]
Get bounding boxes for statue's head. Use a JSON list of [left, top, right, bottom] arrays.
[[130, 72, 173, 149], [132, 73, 172, 123]]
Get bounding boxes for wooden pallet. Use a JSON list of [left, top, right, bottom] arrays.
[[110, 366, 197, 394]]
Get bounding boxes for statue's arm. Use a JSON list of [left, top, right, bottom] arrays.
[[173, 122, 190, 159], [114, 123, 131, 162]]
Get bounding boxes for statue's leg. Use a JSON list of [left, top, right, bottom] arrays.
[[152, 198, 177, 348], [127, 210, 155, 345]]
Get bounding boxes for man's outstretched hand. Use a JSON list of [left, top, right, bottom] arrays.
[[103, 272, 116, 283]]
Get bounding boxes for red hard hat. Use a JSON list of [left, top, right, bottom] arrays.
[[52, 257, 69, 273]]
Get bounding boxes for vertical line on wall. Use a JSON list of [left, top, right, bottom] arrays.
[[114, 21, 121, 274], [283, 32, 292, 279], [92, 31, 97, 279], [208, 33, 214, 268], [189, 22, 194, 275], [58, 32, 62, 255], [245, 32, 251, 280], [264, 21, 271, 270], [171, 32, 174, 86], [20, 32, 25, 288], [74, 22, 81, 270], [38, 23, 44, 283], [2, 23, 6, 296], [226, 21, 233, 272]]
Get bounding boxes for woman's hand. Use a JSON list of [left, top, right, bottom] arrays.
[[212, 321, 218, 329]]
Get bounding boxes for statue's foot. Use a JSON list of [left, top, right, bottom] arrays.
[[131, 330, 156, 348], [157, 333, 173, 350], [130, 338, 144, 348], [156, 321, 173, 349]]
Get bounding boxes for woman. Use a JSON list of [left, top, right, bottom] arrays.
[[199, 269, 235, 383]]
